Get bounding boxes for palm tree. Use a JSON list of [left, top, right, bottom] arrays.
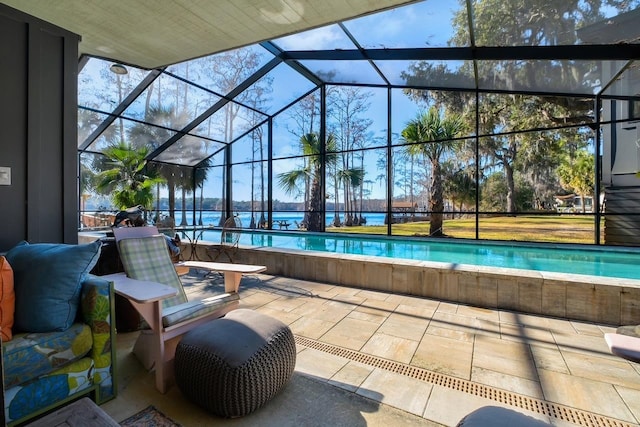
[[195, 159, 211, 225], [95, 142, 165, 211], [401, 107, 463, 236], [128, 105, 181, 219], [277, 133, 337, 231]]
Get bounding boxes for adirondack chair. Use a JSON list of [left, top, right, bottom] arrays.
[[111, 227, 243, 392]]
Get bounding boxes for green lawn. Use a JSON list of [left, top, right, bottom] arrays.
[[328, 215, 602, 244]]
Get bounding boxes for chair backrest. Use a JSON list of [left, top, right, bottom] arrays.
[[113, 225, 160, 241], [114, 225, 181, 263], [117, 234, 188, 308]]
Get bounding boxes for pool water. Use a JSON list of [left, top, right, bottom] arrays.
[[196, 230, 640, 281]]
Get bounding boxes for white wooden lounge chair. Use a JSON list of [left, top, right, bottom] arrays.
[[110, 227, 266, 393]]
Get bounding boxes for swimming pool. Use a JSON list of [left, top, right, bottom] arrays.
[[197, 230, 640, 281], [77, 228, 640, 325]]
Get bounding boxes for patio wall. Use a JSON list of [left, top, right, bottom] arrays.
[[189, 242, 640, 326], [1, 4, 80, 251]]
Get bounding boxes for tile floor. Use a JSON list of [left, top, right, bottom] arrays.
[[102, 270, 640, 427]]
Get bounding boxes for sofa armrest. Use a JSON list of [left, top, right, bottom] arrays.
[[80, 274, 117, 403]]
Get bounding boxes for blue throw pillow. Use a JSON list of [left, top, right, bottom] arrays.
[[5, 241, 101, 332]]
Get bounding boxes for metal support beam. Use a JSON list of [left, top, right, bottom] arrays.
[[282, 44, 640, 61]]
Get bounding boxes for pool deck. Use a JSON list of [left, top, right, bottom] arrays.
[[102, 269, 640, 426]]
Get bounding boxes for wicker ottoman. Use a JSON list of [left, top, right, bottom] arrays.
[[174, 309, 296, 417]]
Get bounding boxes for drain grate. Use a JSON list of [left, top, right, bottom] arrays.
[[294, 335, 634, 427]]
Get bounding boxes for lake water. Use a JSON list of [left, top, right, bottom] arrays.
[[171, 211, 388, 227]]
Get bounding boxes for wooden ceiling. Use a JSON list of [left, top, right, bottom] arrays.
[[1, 0, 414, 69]]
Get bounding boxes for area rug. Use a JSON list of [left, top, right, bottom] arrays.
[[120, 406, 182, 427]]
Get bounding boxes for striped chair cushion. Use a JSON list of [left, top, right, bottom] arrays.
[[117, 235, 188, 309], [162, 293, 240, 328]]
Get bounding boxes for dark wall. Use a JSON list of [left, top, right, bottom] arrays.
[[0, 4, 79, 251]]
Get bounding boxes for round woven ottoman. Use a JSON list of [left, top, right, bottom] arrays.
[[174, 309, 296, 417]]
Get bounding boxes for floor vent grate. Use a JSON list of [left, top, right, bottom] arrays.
[[294, 335, 633, 427]]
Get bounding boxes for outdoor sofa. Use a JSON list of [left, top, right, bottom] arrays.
[[1, 241, 116, 425]]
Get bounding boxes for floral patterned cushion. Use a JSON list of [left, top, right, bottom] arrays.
[[5, 357, 95, 423], [3, 323, 91, 389]]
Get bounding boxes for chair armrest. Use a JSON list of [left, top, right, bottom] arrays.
[[605, 333, 640, 362], [80, 274, 117, 402], [80, 275, 113, 332]]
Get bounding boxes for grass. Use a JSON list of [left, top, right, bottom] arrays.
[[328, 215, 603, 244]]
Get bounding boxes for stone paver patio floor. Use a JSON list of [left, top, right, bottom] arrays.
[[180, 270, 640, 426]]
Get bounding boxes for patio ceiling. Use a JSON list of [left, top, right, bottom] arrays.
[[0, 0, 414, 69]]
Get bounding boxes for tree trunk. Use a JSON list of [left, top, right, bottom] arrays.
[[307, 168, 323, 231], [505, 162, 516, 214], [450, 197, 456, 219], [359, 156, 365, 223], [259, 134, 266, 228], [198, 184, 203, 226], [409, 157, 414, 207], [180, 187, 187, 226], [333, 175, 341, 226], [250, 141, 256, 229], [302, 157, 311, 229], [344, 183, 353, 226], [352, 190, 359, 225], [429, 160, 444, 237], [155, 184, 160, 219], [168, 178, 176, 219]]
